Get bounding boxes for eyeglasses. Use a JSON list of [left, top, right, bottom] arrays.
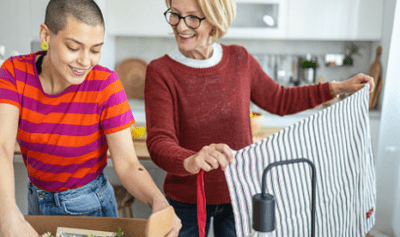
[[163, 9, 206, 30]]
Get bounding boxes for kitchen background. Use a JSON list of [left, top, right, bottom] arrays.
[[1, 0, 399, 236]]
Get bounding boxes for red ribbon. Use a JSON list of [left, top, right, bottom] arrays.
[[197, 169, 206, 237]]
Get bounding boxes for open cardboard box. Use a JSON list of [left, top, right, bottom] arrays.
[[24, 206, 175, 237], [25, 215, 147, 237]]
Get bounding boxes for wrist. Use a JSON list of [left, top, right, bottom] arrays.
[[329, 80, 341, 98], [0, 200, 18, 215], [151, 196, 170, 214], [183, 157, 189, 172], [0, 206, 23, 224], [183, 155, 194, 173]]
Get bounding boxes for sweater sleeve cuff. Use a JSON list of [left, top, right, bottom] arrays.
[[175, 149, 197, 176], [149, 145, 197, 176], [323, 82, 334, 101]]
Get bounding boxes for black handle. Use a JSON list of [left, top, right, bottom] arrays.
[[260, 158, 316, 237]]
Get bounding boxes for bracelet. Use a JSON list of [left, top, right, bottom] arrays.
[[329, 80, 340, 98]]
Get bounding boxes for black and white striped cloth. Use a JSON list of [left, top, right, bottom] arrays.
[[225, 85, 376, 237]]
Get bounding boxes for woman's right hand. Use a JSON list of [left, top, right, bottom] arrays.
[[183, 143, 233, 174], [0, 212, 39, 237]]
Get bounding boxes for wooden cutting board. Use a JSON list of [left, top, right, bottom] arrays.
[[115, 58, 148, 99], [369, 46, 382, 109]]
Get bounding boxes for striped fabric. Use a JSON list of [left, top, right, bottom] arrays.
[[0, 52, 134, 192], [224, 85, 375, 237]]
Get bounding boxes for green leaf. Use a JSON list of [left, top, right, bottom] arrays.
[[116, 227, 124, 236]]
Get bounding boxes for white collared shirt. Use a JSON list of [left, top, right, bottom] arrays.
[[167, 43, 223, 68]]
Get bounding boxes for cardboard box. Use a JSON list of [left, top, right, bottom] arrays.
[[25, 215, 147, 237]]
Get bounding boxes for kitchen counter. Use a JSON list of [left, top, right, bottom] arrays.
[[253, 126, 285, 142], [129, 99, 381, 128]]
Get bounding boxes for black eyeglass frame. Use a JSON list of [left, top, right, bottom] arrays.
[[163, 9, 206, 30]]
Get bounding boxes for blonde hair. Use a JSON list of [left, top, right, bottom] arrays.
[[165, 0, 236, 42]]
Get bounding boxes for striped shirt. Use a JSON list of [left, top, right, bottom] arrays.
[[0, 51, 135, 192], [222, 85, 375, 237]]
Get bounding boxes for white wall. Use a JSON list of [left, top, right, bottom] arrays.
[[94, 0, 117, 70], [372, 0, 398, 111], [0, 0, 31, 57], [374, 0, 400, 236]]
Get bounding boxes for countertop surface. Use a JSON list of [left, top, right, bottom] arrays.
[[128, 99, 381, 127]]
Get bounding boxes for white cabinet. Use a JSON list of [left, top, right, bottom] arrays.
[[104, 0, 171, 37], [225, 0, 288, 39], [95, 0, 382, 40], [286, 0, 383, 40], [102, 0, 289, 39], [25, 0, 383, 41], [351, 0, 384, 40]]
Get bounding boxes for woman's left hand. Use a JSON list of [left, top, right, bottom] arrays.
[[331, 73, 375, 96]]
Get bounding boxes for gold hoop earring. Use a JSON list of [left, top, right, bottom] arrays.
[[41, 42, 49, 50]]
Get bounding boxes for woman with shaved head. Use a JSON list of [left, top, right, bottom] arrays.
[[0, 1, 181, 236]]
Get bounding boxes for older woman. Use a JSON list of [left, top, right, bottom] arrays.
[[0, 0, 181, 236], [144, 0, 374, 236]]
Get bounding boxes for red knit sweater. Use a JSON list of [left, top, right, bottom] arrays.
[[144, 44, 333, 205]]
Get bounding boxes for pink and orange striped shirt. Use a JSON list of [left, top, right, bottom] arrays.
[[0, 51, 135, 192]]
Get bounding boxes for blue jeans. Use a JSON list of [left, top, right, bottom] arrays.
[[28, 172, 118, 217], [167, 197, 236, 237]]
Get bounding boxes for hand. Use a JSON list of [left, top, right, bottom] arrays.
[[165, 214, 182, 237], [150, 201, 182, 237], [184, 143, 233, 174], [332, 73, 375, 95], [0, 212, 39, 237]]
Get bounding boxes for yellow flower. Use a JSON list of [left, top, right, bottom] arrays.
[[131, 127, 146, 137]]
